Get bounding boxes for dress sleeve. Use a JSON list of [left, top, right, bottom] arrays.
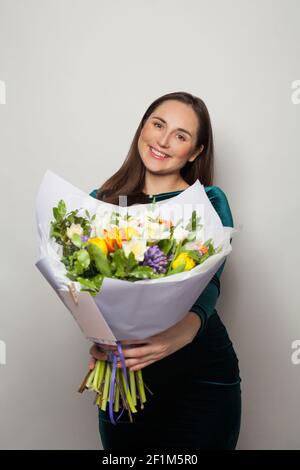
[[89, 189, 98, 199], [190, 186, 234, 337]]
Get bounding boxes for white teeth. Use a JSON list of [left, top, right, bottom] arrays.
[[151, 147, 168, 158]]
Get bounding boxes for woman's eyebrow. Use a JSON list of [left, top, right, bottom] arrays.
[[151, 115, 192, 138]]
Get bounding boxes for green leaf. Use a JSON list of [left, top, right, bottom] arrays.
[[208, 243, 215, 255], [110, 249, 128, 274], [52, 207, 60, 221], [71, 233, 83, 248], [173, 240, 183, 260], [110, 211, 121, 226], [167, 260, 186, 275], [127, 251, 139, 271], [77, 274, 103, 292], [50, 228, 63, 239], [158, 238, 173, 255], [181, 249, 202, 262], [199, 252, 210, 264], [203, 238, 213, 247], [66, 271, 78, 281], [185, 231, 197, 242], [58, 200, 67, 218], [77, 249, 90, 269], [88, 243, 112, 277], [127, 266, 154, 279], [185, 211, 203, 232]]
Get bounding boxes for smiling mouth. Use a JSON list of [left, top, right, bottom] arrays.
[[149, 146, 171, 159]]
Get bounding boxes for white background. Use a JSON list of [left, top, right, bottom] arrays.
[[0, 0, 299, 449]]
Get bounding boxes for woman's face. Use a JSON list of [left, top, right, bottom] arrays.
[[138, 99, 202, 175]]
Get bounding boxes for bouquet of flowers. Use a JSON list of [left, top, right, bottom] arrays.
[[35, 170, 237, 424]]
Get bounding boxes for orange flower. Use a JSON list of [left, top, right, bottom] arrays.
[[199, 245, 209, 255], [103, 227, 123, 252], [159, 218, 174, 229]]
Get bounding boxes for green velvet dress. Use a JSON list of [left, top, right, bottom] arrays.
[[89, 185, 242, 450]]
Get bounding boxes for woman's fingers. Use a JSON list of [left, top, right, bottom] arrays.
[[88, 342, 155, 371], [121, 339, 149, 346], [88, 357, 96, 370], [89, 344, 108, 361]]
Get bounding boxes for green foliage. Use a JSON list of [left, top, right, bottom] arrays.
[[166, 260, 186, 276], [50, 199, 92, 250], [158, 238, 174, 256], [77, 274, 103, 295], [87, 243, 112, 277], [185, 210, 203, 233], [50, 199, 221, 296]]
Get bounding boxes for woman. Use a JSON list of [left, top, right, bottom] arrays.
[[88, 91, 242, 450]]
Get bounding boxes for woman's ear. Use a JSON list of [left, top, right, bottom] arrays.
[[188, 144, 204, 163]]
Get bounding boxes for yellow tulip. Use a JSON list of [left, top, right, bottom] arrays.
[[171, 252, 196, 271], [120, 227, 140, 241], [87, 237, 108, 255]]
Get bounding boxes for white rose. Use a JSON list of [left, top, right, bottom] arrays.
[[122, 240, 148, 262], [66, 223, 83, 240], [143, 221, 171, 241], [173, 226, 189, 242]]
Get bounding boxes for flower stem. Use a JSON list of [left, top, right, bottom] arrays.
[[113, 369, 120, 412], [85, 367, 96, 388], [129, 369, 137, 406], [96, 360, 105, 392], [92, 360, 101, 390], [136, 370, 146, 409], [78, 360, 153, 422], [78, 368, 94, 393], [100, 362, 111, 411], [121, 369, 137, 414]]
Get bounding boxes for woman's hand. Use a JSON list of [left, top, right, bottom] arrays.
[[88, 343, 118, 370], [88, 312, 201, 372]]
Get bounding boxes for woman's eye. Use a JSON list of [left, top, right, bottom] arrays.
[[152, 122, 185, 141]]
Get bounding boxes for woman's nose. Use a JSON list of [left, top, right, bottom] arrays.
[[157, 135, 171, 148]]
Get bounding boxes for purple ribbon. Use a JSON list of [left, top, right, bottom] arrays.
[[105, 340, 130, 425]]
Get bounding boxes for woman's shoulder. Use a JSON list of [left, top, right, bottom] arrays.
[[204, 185, 234, 228], [205, 184, 227, 198]]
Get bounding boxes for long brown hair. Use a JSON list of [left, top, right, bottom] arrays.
[[96, 91, 214, 205]]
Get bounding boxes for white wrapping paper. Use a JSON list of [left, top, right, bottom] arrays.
[[35, 170, 238, 345]]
